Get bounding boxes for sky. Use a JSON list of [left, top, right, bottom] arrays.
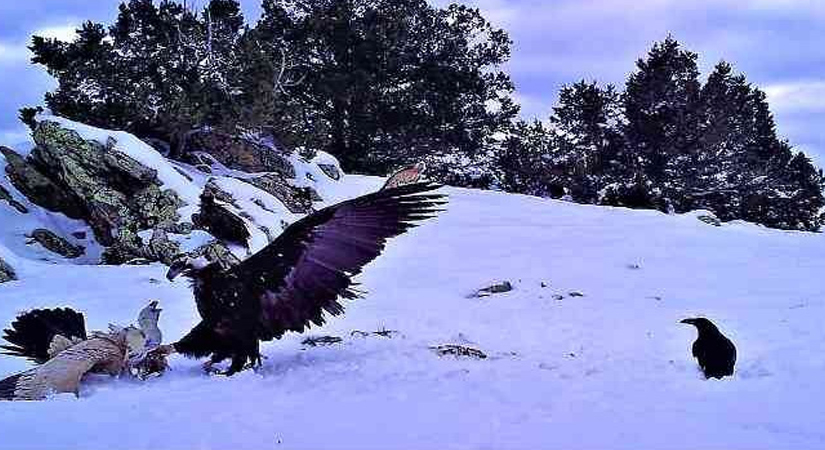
[[0, 0, 822, 166]]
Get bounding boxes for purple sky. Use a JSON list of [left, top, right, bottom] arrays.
[[1, 0, 823, 166]]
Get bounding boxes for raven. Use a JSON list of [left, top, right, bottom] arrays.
[[158, 182, 446, 375], [680, 317, 736, 379]]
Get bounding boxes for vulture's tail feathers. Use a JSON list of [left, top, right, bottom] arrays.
[[1, 308, 87, 364]]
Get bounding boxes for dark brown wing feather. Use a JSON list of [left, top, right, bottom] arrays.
[[227, 182, 446, 340]]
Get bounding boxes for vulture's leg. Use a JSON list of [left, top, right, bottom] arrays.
[[225, 354, 248, 376], [225, 341, 260, 375], [203, 353, 226, 374]]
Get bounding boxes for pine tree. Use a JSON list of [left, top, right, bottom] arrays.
[[256, 0, 519, 175], [623, 36, 702, 210], [551, 81, 623, 202], [30, 0, 247, 154]]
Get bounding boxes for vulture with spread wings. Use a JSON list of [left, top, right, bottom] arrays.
[[160, 182, 446, 375]]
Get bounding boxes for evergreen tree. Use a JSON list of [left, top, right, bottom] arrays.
[[497, 120, 559, 197], [551, 81, 623, 202], [30, 0, 247, 154], [623, 36, 702, 210], [255, 0, 519, 175]]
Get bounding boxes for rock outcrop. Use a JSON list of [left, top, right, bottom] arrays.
[[182, 130, 294, 177], [31, 122, 185, 244], [243, 173, 315, 214], [27, 229, 85, 258], [0, 183, 27, 214], [22, 121, 186, 264], [0, 117, 341, 266], [1, 146, 83, 218], [0, 256, 15, 283]]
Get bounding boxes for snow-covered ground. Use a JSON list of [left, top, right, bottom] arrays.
[[2, 174, 825, 449]]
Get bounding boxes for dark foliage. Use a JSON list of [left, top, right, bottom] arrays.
[[496, 36, 824, 231], [28, 0, 517, 179]]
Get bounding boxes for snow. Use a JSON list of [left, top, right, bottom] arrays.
[[2, 177, 825, 448]]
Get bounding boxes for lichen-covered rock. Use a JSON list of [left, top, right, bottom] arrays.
[[192, 199, 250, 247], [26, 120, 186, 264], [31, 121, 184, 245], [101, 229, 181, 265], [182, 130, 294, 177], [202, 178, 237, 206], [1, 146, 83, 218], [27, 229, 85, 258], [242, 173, 314, 214], [186, 240, 241, 271], [0, 183, 28, 214], [0, 257, 15, 283]]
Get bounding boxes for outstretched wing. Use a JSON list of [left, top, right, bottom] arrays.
[[1, 308, 87, 364], [229, 182, 446, 339]]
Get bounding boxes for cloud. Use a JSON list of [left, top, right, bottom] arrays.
[[0, 21, 77, 66], [0, 42, 28, 63], [33, 23, 78, 42], [764, 82, 825, 113]]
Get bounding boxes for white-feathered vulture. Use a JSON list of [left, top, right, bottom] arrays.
[[159, 182, 446, 375]]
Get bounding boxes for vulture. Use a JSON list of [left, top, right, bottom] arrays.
[[680, 317, 737, 379], [157, 182, 446, 375], [0, 302, 164, 400]]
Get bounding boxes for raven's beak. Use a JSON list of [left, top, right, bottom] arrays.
[[680, 318, 693, 325]]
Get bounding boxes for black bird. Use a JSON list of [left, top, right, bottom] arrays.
[[680, 317, 737, 379], [159, 182, 446, 375], [1, 308, 87, 363]]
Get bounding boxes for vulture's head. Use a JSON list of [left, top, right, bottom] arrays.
[[166, 256, 209, 281], [680, 317, 720, 333]]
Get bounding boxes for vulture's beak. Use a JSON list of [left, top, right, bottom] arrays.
[[166, 266, 183, 281]]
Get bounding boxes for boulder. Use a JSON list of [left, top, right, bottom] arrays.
[[697, 214, 722, 227], [26, 121, 186, 264], [182, 130, 294, 177], [471, 281, 513, 298], [1, 146, 83, 218], [430, 344, 487, 360], [27, 229, 85, 258], [31, 121, 184, 246], [242, 173, 315, 214], [0, 183, 27, 214], [202, 178, 238, 206], [102, 229, 181, 266], [192, 182, 250, 247], [0, 257, 15, 283]]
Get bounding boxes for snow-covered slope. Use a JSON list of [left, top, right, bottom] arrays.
[[2, 178, 825, 449]]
